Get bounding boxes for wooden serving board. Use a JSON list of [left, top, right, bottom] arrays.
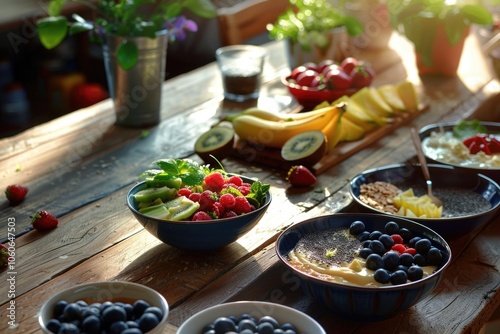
[[231, 105, 429, 174]]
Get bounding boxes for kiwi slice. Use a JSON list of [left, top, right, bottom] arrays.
[[281, 130, 327, 167], [133, 186, 177, 203], [167, 197, 200, 221], [195, 126, 235, 166], [139, 203, 171, 219], [145, 177, 182, 189]]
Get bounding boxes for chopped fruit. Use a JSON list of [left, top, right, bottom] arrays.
[[286, 165, 317, 187], [1, 244, 8, 268], [192, 211, 212, 221], [32, 211, 59, 231], [5, 184, 28, 205]]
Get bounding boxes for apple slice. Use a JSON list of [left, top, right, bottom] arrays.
[[396, 81, 420, 112], [350, 87, 394, 118], [377, 84, 406, 112]]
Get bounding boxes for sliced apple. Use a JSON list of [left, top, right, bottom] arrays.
[[377, 84, 406, 112], [351, 87, 394, 118], [341, 117, 365, 142], [334, 96, 383, 132], [396, 81, 420, 112]]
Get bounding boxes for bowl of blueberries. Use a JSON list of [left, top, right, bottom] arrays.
[[176, 301, 326, 334], [38, 281, 169, 334], [275, 213, 452, 321]]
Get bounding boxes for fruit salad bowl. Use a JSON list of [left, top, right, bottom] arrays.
[[176, 301, 326, 334], [349, 163, 500, 241], [276, 213, 451, 321], [39, 281, 169, 334], [127, 175, 272, 251]]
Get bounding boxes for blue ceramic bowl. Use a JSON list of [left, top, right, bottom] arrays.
[[275, 213, 451, 321], [350, 163, 500, 241], [127, 177, 271, 250]]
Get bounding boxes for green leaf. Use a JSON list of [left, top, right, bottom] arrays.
[[461, 4, 493, 25], [184, 0, 217, 19], [37, 16, 68, 49], [343, 16, 363, 37], [117, 39, 138, 70], [453, 120, 488, 139], [443, 12, 467, 46]]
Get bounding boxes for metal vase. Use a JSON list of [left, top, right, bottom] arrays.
[[103, 30, 168, 128]]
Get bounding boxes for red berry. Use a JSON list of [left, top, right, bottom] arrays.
[[177, 188, 192, 197], [238, 185, 251, 195], [188, 192, 201, 202], [227, 175, 243, 186], [233, 196, 252, 214], [192, 211, 212, 221], [31, 210, 58, 231], [204, 172, 226, 192], [5, 184, 28, 205], [391, 234, 404, 244], [391, 244, 406, 254], [223, 210, 238, 218], [219, 193, 235, 209], [211, 202, 225, 218], [286, 165, 317, 187], [199, 190, 216, 211], [404, 248, 417, 256]]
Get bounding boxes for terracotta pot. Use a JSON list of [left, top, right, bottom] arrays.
[[415, 24, 470, 76]]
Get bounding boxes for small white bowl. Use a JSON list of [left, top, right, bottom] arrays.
[[39, 281, 169, 334], [176, 301, 326, 334]]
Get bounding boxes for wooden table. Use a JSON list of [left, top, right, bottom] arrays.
[[1, 28, 499, 334]]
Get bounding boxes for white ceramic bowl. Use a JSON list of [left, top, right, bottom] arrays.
[[39, 281, 169, 334], [176, 301, 326, 334]]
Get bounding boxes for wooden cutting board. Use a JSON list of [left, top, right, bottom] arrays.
[[231, 105, 429, 174]]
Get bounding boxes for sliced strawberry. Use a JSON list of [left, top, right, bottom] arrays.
[[31, 211, 59, 231], [1, 244, 8, 269], [5, 184, 28, 205], [286, 165, 317, 187]]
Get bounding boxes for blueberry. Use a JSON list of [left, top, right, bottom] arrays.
[[369, 240, 386, 255], [349, 220, 365, 236], [369, 230, 383, 240], [408, 265, 424, 281], [384, 221, 399, 235], [366, 253, 385, 270], [374, 268, 391, 284], [427, 247, 443, 266], [126, 320, 140, 328], [81, 315, 101, 333], [46, 319, 61, 333], [109, 320, 128, 334], [379, 234, 395, 249], [54, 300, 69, 318], [63, 303, 81, 321], [58, 322, 80, 334], [357, 231, 371, 242], [144, 306, 163, 321], [238, 318, 257, 332], [257, 322, 275, 334], [362, 240, 371, 248], [390, 270, 408, 285], [122, 329, 143, 334], [281, 323, 297, 331], [399, 228, 412, 242], [382, 251, 400, 271], [239, 329, 255, 334], [397, 264, 409, 272], [359, 247, 373, 259], [274, 330, 285, 334], [139, 312, 160, 332], [413, 254, 428, 266], [415, 238, 432, 254], [213, 316, 237, 333], [82, 306, 100, 318], [258, 316, 280, 329], [132, 299, 151, 318], [409, 236, 421, 248], [122, 303, 134, 319], [102, 305, 127, 328], [399, 253, 414, 267]]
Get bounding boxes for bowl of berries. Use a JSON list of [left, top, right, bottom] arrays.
[[283, 57, 374, 110], [276, 213, 451, 321], [126, 158, 272, 250], [39, 281, 169, 334]]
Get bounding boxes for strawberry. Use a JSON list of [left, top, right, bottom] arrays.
[[5, 185, 28, 205], [31, 210, 58, 231], [286, 165, 317, 187], [1, 244, 8, 269]]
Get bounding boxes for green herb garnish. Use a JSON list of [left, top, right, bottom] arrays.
[[453, 120, 488, 140]]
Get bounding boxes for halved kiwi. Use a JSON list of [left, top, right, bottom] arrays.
[[281, 130, 327, 167], [195, 126, 235, 166]]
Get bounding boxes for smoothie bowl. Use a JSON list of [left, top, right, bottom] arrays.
[[275, 213, 451, 321]]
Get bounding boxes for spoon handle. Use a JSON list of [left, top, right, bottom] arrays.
[[410, 127, 431, 181]]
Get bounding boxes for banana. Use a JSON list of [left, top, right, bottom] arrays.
[[320, 104, 345, 151], [232, 106, 339, 148], [228, 106, 337, 123]]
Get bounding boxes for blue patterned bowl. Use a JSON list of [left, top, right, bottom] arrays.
[[275, 213, 451, 321], [127, 177, 272, 250]]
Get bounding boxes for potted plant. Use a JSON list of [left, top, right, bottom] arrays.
[[37, 0, 217, 127], [267, 0, 364, 67], [388, 0, 493, 76]]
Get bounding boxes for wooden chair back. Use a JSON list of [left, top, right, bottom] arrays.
[[217, 0, 289, 46]]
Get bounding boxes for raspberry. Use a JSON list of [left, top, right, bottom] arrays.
[[391, 244, 406, 254], [233, 196, 252, 214], [211, 202, 225, 218], [204, 172, 226, 192], [404, 248, 417, 256], [391, 234, 404, 244], [227, 175, 243, 186], [192, 211, 212, 221], [219, 193, 235, 209], [199, 190, 216, 211], [177, 188, 192, 197], [223, 210, 238, 218], [188, 192, 201, 202], [238, 185, 251, 195]]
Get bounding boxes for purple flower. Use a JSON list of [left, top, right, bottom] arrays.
[[164, 16, 198, 42]]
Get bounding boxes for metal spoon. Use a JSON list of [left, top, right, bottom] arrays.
[[410, 127, 443, 208]]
